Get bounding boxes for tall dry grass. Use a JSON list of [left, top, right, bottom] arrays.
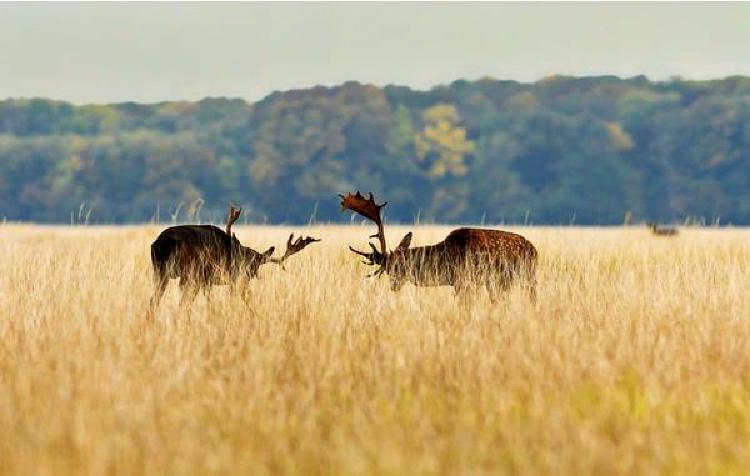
[[1, 224, 750, 475]]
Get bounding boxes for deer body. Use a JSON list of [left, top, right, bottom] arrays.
[[340, 192, 537, 301], [150, 206, 318, 307], [387, 228, 537, 294], [647, 222, 678, 236], [151, 225, 272, 285]]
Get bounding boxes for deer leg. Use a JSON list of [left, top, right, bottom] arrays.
[[230, 281, 252, 305], [179, 278, 199, 307], [150, 273, 169, 309], [518, 261, 537, 302], [486, 277, 511, 305], [454, 279, 478, 310], [240, 287, 251, 306], [522, 274, 537, 302], [486, 282, 496, 304], [202, 286, 212, 303], [485, 260, 518, 304]]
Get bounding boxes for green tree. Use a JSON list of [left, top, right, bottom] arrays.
[[414, 104, 475, 177]]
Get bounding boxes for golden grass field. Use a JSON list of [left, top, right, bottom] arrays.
[[2, 224, 750, 475]]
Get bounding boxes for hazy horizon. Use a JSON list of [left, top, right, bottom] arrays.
[[2, 2, 749, 104]]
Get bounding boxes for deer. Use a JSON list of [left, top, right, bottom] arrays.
[[647, 222, 678, 236], [150, 205, 319, 307], [340, 192, 537, 302]]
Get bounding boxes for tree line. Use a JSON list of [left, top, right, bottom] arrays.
[[1, 75, 750, 224]]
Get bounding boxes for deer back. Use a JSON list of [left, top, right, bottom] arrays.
[[152, 225, 239, 278], [391, 228, 537, 284], [443, 228, 537, 264]]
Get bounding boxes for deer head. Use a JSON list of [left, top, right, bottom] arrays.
[[222, 204, 319, 277], [340, 191, 412, 278], [223, 204, 275, 278], [239, 245, 276, 278]]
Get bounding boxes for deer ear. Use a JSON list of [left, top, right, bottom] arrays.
[[396, 232, 412, 251], [263, 246, 275, 258]]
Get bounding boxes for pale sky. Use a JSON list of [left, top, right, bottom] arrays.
[[1, 2, 749, 104]]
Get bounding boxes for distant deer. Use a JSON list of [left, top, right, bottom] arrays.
[[150, 205, 319, 306], [340, 192, 537, 301], [647, 222, 678, 236]]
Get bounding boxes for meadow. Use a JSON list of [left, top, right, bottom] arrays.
[[1, 224, 750, 475]]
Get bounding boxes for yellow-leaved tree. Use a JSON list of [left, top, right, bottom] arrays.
[[414, 104, 475, 177]]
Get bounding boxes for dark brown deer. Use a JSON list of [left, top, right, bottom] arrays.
[[647, 222, 678, 236], [150, 205, 319, 306], [340, 192, 537, 301]]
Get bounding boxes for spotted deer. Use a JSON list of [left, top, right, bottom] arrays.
[[150, 205, 319, 306], [340, 192, 537, 301]]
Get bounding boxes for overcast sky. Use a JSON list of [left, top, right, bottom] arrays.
[[1, 2, 749, 104]]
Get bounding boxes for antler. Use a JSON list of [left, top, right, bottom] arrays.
[[226, 204, 241, 236], [268, 233, 320, 268], [339, 191, 388, 275]]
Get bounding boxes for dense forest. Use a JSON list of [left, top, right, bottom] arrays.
[[1, 75, 750, 224]]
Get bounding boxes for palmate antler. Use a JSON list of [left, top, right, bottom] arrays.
[[268, 234, 320, 269], [339, 191, 388, 276]]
